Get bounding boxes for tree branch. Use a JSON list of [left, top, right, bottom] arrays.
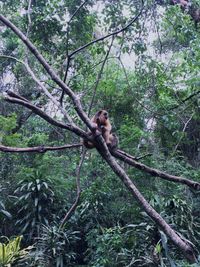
[[69, 4, 144, 58], [117, 150, 152, 161], [173, 113, 194, 155], [59, 148, 86, 229], [1, 14, 198, 262], [169, 88, 200, 111], [0, 55, 74, 124], [88, 35, 114, 116], [0, 15, 93, 131], [61, 1, 89, 102], [112, 149, 200, 190], [0, 144, 82, 153], [94, 135, 197, 263], [117, 56, 160, 117], [61, 2, 143, 105], [69, 0, 88, 23], [4, 91, 87, 139]]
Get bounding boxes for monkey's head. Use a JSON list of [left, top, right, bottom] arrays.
[[95, 110, 109, 125]]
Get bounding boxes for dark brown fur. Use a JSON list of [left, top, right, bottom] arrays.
[[108, 133, 118, 150]]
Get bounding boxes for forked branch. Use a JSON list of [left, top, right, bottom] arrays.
[[4, 91, 87, 139], [0, 15, 198, 263]]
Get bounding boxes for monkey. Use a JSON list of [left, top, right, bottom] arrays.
[[83, 132, 96, 149], [83, 110, 113, 149], [84, 132, 118, 150], [108, 133, 119, 150], [95, 110, 112, 145]]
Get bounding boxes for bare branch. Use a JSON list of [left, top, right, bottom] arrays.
[[0, 55, 74, 124], [173, 113, 194, 155], [61, 2, 142, 103], [0, 144, 82, 153], [4, 92, 88, 139], [26, 0, 32, 36], [69, 0, 88, 24], [59, 148, 86, 229], [117, 150, 152, 161], [117, 56, 160, 117], [112, 149, 200, 191], [5, 90, 29, 102], [135, 153, 152, 160], [94, 135, 196, 263], [88, 36, 114, 116], [0, 13, 198, 262], [0, 15, 93, 131], [61, 1, 89, 101], [69, 4, 144, 58], [169, 88, 200, 111], [26, 62, 74, 124]]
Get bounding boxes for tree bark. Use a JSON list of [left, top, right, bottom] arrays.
[[112, 150, 200, 190], [95, 136, 197, 263], [0, 14, 198, 263]]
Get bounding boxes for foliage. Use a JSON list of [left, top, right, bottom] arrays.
[[13, 171, 55, 239], [1, 0, 200, 266], [18, 225, 80, 267], [0, 236, 29, 266], [0, 113, 21, 146]]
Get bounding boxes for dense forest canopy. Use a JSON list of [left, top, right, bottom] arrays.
[[0, 0, 200, 266]]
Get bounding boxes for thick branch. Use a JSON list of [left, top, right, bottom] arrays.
[[94, 136, 196, 263], [4, 92, 87, 139], [0, 13, 197, 262], [112, 149, 200, 190], [0, 144, 82, 153], [170, 0, 200, 23], [0, 54, 74, 124], [0, 15, 93, 131]]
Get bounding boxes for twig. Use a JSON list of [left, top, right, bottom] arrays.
[[61, 0, 89, 104], [117, 56, 160, 117], [168, 89, 200, 111], [68, 0, 88, 24], [88, 36, 114, 116], [117, 149, 152, 161], [59, 149, 86, 229], [68, 4, 144, 58], [135, 153, 152, 160], [173, 113, 194, 155], [152, 2, 163, 55], [26, 0, 32, 36]]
